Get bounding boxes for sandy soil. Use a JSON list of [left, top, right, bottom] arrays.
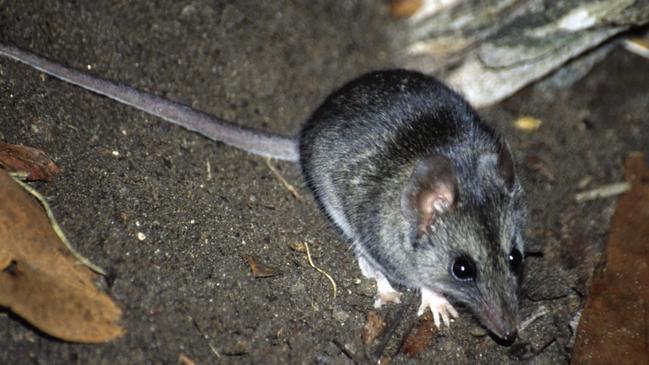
[[1, 1, 648, 364]]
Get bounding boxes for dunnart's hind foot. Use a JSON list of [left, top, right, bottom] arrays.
[[357, 256, 402, 308]]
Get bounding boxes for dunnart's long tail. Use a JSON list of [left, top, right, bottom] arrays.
[[0, 44, 299, 162]]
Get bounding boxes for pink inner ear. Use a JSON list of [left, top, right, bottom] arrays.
[[401, 155, 458, 236], [419, 191, 451, 215], [432, 183, 455, 213], [416, 183, 455, 234]]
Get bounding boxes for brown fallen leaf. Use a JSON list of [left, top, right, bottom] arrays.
[[0, 170, 123, 343], [245, 255, 279, 278], [0, 141, 61, 181], [178, 353, 197, 365], [361, 310, 387, 345], [399, 312, 437, 358], [623, 36, 649, 59], [525, 154, 555, 182], [571, 153, 649, 364], [390, 0, 423, 19]]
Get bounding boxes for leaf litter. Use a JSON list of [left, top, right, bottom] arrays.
[[0, 170, 124, 343]]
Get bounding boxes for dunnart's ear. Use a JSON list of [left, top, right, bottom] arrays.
[[401, 155, 457, 238]]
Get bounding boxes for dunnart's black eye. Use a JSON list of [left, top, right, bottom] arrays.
[[451, 255, 477, 281], [508, 248, 522, 271]]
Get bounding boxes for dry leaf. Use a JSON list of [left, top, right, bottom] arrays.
[[513, 116, 542, 132], [390, 0, 423, 19], [399, 312, 437, 358], [361, 310, 386, 345], [245, 256, 279, 278], [571, 153, 649, 364], [623, 36, 649, 59], [178, 353, 197, 365], [0, 141, 60, 181], [0, 170, 123, 342], [525, 154, 555, 182]]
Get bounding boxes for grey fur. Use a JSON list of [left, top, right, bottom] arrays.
[[300, 70, 526, 339]]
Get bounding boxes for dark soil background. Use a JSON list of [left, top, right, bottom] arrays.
[[1, 1, 648, 364]]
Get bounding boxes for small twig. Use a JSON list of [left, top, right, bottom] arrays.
[[304, 242, 337, 299], [205, 159, 212, 181], [265, 158, 303, 201], [574, 182, 630, 202], [191, 316, 221, 359], [518, 305, 549, 333], [332, 339, 360, 365], [374, 294, 414, 361], [10, 173, 106, 275]]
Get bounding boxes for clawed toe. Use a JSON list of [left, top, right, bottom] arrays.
[[418, 287, 458, 328], [374, 290, 402, 308]]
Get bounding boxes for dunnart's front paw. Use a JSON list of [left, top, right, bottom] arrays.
[[417, 287, 458, 328]]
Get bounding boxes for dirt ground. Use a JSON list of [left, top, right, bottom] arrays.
[[1, 1, 648, 364]]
